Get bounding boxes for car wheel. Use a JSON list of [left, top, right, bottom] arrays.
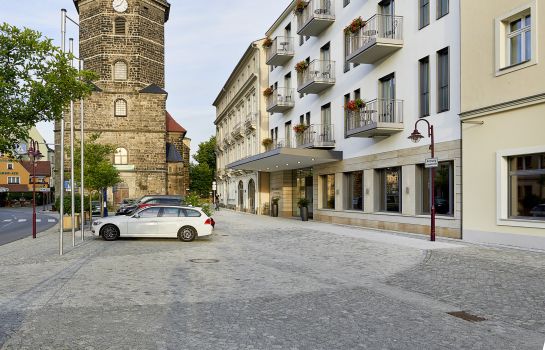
[[178, 226, 196, 242], [101, 224, 119, 241]]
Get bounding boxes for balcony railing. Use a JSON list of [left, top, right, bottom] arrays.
[[297, 0, 335, 36], [346, 14, 403, 64], [244, 113, 257, 131], [345, 99, 404, 138], [266, 87, 295, 113], [265, 36, 294, 66], [231, 122, 244, 139], [297, 59, 335, 94], [295, 124, 335, 149]]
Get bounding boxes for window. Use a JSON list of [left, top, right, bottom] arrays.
[[437, 0, 448, 19], [285, 121, 292, 148], [346, 171, 363, 210], [437, 48, 449, 112], [139, 207, 160, 218], [343, 0, 350, 7], [419, 0, 429, 29], [113, 61, 127, 80], [508, 152, 545, 220], [379, 167, 401, 212], [114, 147, 128, 165], [8, 176, 20, 184], [421, 161, 453, 216], [115, 99, 127, 117], [507, 14, 531, 66], [114, 17, 126, 35], [321, 103, 332, 142], [419, 56, 430, 117], [7, 163, 13, 170], [161, 208, 180, 217], [322, 174, 335, 209], [182, 209, 202, 217]]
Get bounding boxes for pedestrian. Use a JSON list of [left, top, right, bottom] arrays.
[[215, 194, 220, 211]]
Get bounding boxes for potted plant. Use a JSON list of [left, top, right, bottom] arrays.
[[295, 60, 309, 73], [262, 37, 273, 48], [271, 196, 280, 217], [262, 137, 273, 150], [263, 87, 274, 97], [293, 0, 307, 15], [355, 98, 366, 109], [297, 197, 310, 221], [344, 99, 365, 112], [344, 16, 366, 35], [293, 123, 308, 134]]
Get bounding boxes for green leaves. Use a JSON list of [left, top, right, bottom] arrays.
[[0, 23, 98, 154]]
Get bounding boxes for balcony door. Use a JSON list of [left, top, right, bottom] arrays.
[[379, 0, 395, 38], [379, 73, 396, 122], [285, 121, 292, 148], [321, 103, 332, 142]]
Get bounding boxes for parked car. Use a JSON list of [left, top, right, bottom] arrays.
[[91, 201, 101, 216], [118, 198, 136, 209], [92, 205, 214, 242], [530, 204, 545, 217], [115, 195, 184, 216]]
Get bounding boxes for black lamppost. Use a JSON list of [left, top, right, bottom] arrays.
[[408, 119, 436, 241], [28, 139, 43, 239]]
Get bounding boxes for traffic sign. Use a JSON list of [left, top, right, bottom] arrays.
[[14, 143, 27, 155], [425, 158, 439, 168], [0, 187, 9, 193]]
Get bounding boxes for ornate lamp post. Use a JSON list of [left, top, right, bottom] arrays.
[[408, 119, 436, 241], [28, 139, 43, 239]]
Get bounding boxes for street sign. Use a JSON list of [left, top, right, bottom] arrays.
[[0, 187, 9, 193], [14, 143, 27, 155], [38, 188, 51, 192], [425, 158, 439, 168]]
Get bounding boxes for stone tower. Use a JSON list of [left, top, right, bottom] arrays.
[[56, 0, 180, 201]]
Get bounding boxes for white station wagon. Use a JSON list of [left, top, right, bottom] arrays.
[[92, 205, 214, 242]]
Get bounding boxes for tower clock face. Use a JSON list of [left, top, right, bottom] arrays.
[[113, 0, 128, 13]]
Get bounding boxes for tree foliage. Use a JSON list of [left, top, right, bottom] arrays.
[[0, 23, 97, 154], [189, 162, 213, 197], [193, 136, 216, 170]]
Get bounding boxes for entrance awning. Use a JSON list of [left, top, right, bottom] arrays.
[[228, 148, 343, 172]]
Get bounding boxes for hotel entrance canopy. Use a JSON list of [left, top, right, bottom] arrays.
[[228, 147, 343, 172]]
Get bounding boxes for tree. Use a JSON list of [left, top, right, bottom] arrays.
[[193, 136, 216, 170], [71, 134, 121, 216], [0, 23, 97, 154], [189, 162, 213, 197]]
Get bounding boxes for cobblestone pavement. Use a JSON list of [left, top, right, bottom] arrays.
[[0, 211, 543, 349]]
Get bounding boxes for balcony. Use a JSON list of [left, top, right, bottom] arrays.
[[244, 113, 257, 132], [223, 135, 233, 148], [295, 124, 335, 149], [266, 87, 295, 113], [345, 99, 404, 138], [265, 36, 294, 66], [297, 59, 335, 94], [231, 122, 244, 139], [346, 14, 403, 64], [296, 0, 335, 36]]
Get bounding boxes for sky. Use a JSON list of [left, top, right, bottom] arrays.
[[0, 0, 292, 156]]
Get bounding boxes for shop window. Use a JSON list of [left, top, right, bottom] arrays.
[[420, 161, 454, 216], [379, 167, 401, 212], [508, 152, 545, 220], [321, 174, 335, 209], [346, 171, 363, 210]]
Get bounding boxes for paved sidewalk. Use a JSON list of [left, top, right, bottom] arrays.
[[0, 211, 544, 349]]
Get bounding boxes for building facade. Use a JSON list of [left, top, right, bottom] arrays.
[[213, 40, 270, 213], [461, 0, 545, 249], [228, 0, 462, 238], [55, 0, 189, 203]]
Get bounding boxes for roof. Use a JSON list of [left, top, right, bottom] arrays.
[[72, 0, 171, 22], [166, 112, 186, 133], [140, 84, 168, 95], [166, 143, 183, 163], [20, 161, 52, 177]]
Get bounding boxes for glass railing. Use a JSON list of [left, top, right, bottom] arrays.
[[297, 59, 335, 88]]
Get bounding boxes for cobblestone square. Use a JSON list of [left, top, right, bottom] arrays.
[[0, 210, 544, 349]]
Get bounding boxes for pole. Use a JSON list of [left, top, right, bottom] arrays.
[[32, 143, 37, 239], [69, 38, 76, 247], [59, 8, 67, 255], [79, 59, 85, 241], [430, 124, 436, 242]]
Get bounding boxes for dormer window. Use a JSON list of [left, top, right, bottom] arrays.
[[115, 99, 127, 117], [114, 17, 126, 35], [114, 61, 127, 80]]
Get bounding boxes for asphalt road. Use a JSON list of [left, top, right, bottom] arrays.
[[0, 207, 58, 245]]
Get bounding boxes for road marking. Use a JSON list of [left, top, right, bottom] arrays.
[[48, 219, 56, 223], [36, 219, 41, 223], [18, 219, 26, 223], [3, 219, 11, 222]]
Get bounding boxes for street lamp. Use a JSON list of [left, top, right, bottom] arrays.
[[28, 139, 43, 239], [408, 119, 436, 242]]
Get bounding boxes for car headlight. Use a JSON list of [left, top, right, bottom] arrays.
[[93, 221, 102, 226]]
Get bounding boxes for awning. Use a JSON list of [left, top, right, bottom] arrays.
[[228, 148, 343, 172]]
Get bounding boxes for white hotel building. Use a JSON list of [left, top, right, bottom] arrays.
[[227, 0, 462, 238]]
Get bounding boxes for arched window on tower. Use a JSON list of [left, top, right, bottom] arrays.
[[114, 99, 127, 117], [113, 61, 127, 80], [114, 17, 126, 35], [114, 148, 128, 165]]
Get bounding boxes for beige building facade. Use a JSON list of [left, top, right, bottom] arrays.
[[461, 0, 545, 249], [213, 40, 270, 213]]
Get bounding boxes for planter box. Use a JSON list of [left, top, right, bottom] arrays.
[[62, 214, 80, 231]]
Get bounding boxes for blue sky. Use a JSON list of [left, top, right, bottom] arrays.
[[0, 0, 291, 156]]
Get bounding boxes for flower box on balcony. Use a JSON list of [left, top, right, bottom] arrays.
[[293, 123, 309, 134], [344, 16, 366, 35], [344, 98, 366, 111], [293, 0, 308, 15], [262, 37, 273, 48], [263, 87, 274, 97], [295, 60, 309, 73]]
